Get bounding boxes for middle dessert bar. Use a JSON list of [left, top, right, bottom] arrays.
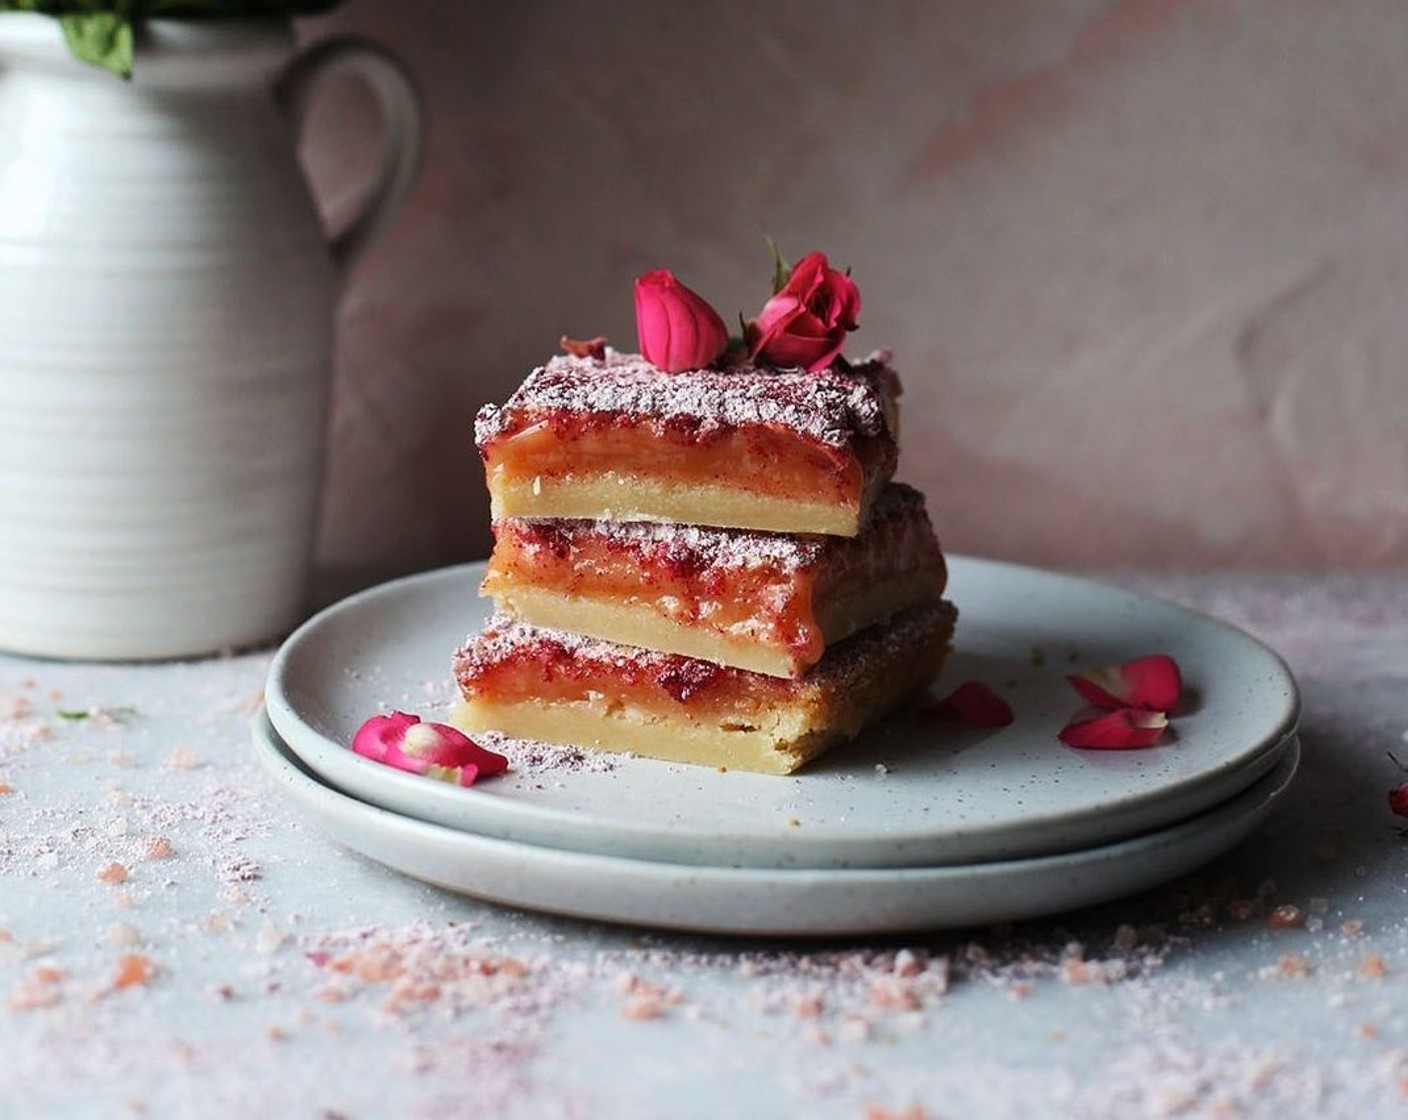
[[482, 483, 947, 679], [474, 350, 902, 536], [452, 603, 958, 776]]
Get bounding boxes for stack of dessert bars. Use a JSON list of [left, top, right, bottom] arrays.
[[453, 348, 956, 775]]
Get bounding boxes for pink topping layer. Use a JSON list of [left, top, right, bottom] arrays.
[[496, 483, 929, 575], [453, 601, 956, 704], [474, 349, 901, 450]]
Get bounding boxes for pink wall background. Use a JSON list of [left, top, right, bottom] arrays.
[[297, 0, 1408, 578]]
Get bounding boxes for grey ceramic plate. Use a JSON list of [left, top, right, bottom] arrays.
[[265, 558, 1299, 869], [255, 711, 1300, 936]]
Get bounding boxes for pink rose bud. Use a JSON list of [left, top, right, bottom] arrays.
[[748, 251, 861, 372], [634, 269, 729, 373]]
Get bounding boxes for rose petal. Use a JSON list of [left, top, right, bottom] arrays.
[[1058, 708, 1169, 750], [423, 762, 487, 787], [1067, 654, 1182, 713], [423, 723, 509, 778], [926, 680, 1014, 728], [1390, 782, 1408, 819], [350, 712, 509, 783], [351, 711, 420, 764], [560, 335, 608, 360]]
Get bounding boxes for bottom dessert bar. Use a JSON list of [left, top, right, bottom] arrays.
[[451, 602, 957, 776]]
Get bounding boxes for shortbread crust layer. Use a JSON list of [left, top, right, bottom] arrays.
[[482, 484, 946, 678], [451, 603, 957, 775]]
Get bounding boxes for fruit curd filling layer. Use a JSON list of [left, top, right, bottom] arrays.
[[451, 603, 958, 774], [453, 603, 955, 722], [474, 350, 901, 535], [481, 483, 946, 678], [480, 420, 883, 509]]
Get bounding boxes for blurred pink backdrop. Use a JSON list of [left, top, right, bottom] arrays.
[[296, 0, 1408, 579]]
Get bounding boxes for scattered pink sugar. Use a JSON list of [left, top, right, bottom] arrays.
[[1357, 954, 1388, 979], [1078, 1044, 1330, 1118], [142, 836, 173, 860], [8, 967, 63, 1011], [108, 954, 156, 992], [0, 692, 53, 759], [301, 924, 545, 1019], [96, 862, 129, 885], [1259, 953, 1314, 980], [168, 747, 201, 771]]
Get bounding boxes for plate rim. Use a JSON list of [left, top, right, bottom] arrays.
[[266, 556, 1301, 868], [254, 709, 1301, 936]]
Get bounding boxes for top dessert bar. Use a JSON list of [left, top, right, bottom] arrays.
[[475, 349, 902, 536]]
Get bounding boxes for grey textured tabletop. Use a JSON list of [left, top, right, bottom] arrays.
[[2, 573, 1407, 1119]]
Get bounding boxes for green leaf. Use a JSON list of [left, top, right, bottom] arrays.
[[766, 236, 790, 294], [59, 11, 134, 78], [1, 0, 348, 77], [56, 704, 137, 720]]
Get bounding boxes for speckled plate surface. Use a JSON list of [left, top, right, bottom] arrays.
[[255, 712, 1300, 936], [264, 559, 1300, 869]]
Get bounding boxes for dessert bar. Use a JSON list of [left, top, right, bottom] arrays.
[[452, 602, 957, 775], [474, 350, 901, 537], [481, 483, 946, 679]]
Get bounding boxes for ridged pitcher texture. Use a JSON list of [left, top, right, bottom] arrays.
[[0, 16, 422, 658]]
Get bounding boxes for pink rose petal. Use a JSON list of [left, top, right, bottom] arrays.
[[560, 335, 608, 360], [350, 712, 508, 785], [1067, 654, 1182, 713], [926, 680, 1014, 728], [1058, 708, 1169, 750], [351, 711, 420, 764]]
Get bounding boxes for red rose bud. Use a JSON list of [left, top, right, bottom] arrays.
[[1390, 782, 1408, 820], [634, 269, 729, 373], [748, 250, 861, 372], [352, 711, 508, 785]]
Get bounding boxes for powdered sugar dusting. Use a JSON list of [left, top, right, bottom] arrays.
[[474, 349, 900, 449], [7, 575, 1408, 1118], [474, 731, 619, 776]]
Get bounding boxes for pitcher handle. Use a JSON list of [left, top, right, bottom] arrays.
[[276, 36, 425, 283]]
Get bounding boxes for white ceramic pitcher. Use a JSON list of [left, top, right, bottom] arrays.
[[0, 15, 422, 659]]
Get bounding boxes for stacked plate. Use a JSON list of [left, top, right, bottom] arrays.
[[258, 556, 1301, 936]]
